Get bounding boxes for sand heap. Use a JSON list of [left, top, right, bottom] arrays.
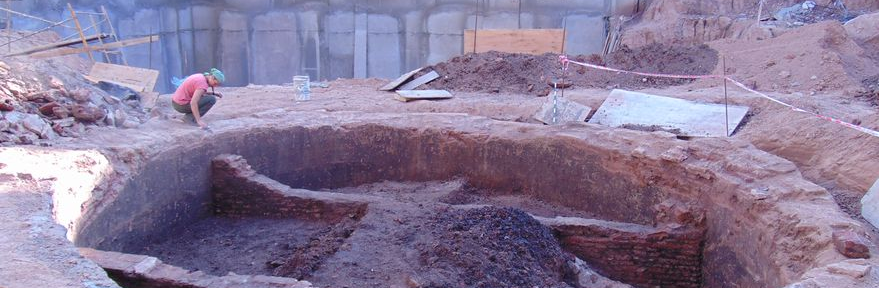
[[709, 20, 879, 95], [422, 44, 718, 96]]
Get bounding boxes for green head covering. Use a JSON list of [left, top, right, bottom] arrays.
[[205, 68, 225, 84]]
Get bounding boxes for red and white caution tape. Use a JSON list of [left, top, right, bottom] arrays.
[[558, 55, 879, 138]]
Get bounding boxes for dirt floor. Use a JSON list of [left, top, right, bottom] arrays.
[[136, 180, 580, 288]]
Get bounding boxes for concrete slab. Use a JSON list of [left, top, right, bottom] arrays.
[[399, 71, 439, 90], [588, 89, 749, 137], [534, 94, 592, 125], [861, 178, 879, 229], [379, 67, 423, 91], [395, 90, 453, 102]]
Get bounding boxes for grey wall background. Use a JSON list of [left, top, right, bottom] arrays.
[[8, 0, 646, 92]]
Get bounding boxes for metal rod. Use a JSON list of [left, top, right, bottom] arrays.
[[5, 0, 10, 53], [517, 0, 522, 29], [88, 14, 111, 63], [68, 3, 94, 61], [0, 7, 74, 28], [101, 6, 126, 65], [1, 19, 70, 50], [756, 0, 765, 25], [60, 18, 105, 41], [148, 25, 153, 70], [472, 0, 479, 53], [723, 55, 730, 137]]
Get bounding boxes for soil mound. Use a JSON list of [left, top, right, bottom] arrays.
[[709, 20, 879, 95], [413, 206, 576, 288], [423, 44, 718, 96]]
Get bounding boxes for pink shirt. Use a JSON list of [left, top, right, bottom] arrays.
[[172, 74, 210, 105]]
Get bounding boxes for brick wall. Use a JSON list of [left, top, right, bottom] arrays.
[[211, 154, 368, 222], [540, 217, 705, 288]]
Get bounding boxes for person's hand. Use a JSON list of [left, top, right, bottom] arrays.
[[197, 120, 208, 129], [214, 92, 223, 98]]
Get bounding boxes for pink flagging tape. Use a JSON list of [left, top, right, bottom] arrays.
[[558, 55, 879, 138]]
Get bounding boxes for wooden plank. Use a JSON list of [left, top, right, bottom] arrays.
[[463, 29, 565, 55], [533, 95, 592, 125], [588, 89, 750, 137], [379, 67, 423, 91], [4, 34, 107, 57], [88, 62, 159, 92], [398, 71, 439, 90], [30, 35, 159, 59], [394, 90, 453, 102]]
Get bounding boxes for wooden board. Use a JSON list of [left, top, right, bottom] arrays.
[[398, 71, 439, 90], [588, 89, 750, 137], [395, 90, 453, 102], [379, 67, 423, 91], [30, 35, 159, 59], [533, 95, 592, 125], [88, 62, 159, 92], [464, 29, 565, 55]]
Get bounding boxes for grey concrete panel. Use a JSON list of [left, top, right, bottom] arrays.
[[251, 12, 301, 84], [367, 14, 402, 79], [218, 11, 249, 86], [159, 7, 184, 90], [354, 13, 367, 78], [564, 14, 606, 55], [192, 5, 220, 73]]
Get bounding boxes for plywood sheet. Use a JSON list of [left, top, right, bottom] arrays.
[[533, 95, 592, 125], [588, 89, 749, 137], [395, 90, 453, 102], [379, 67, 423, 91], [399, 71, 439, 90], [464, 29, 565, 55], [88, 62, 159, 92]]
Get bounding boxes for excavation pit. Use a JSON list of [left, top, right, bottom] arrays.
[[63, 112, 866, 288]]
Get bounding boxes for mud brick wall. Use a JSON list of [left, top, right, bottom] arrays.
[[211, 154, 367, 222], [543, 218, 705, 288]]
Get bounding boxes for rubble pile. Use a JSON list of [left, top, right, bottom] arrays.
[[0, 58, 147, 145]]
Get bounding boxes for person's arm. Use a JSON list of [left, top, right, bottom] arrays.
[[191, 88, 208, 128]]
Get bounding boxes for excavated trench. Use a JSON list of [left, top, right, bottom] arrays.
[[66, 113, 862, 288]]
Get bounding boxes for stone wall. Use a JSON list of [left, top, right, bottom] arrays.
[[540, 217, 704, 288], [10, 0, 646, 91]]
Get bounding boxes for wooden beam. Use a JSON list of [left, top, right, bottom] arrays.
[[68, 3, 93, 61], [463, 29, 565, 55], [29, 35, 159, 59], [4, 34, 108, 57]]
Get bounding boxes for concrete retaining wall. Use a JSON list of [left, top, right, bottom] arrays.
[[10, 0, 646, 91]]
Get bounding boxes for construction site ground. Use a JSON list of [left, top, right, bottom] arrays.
[[2, 7, 879, 286]]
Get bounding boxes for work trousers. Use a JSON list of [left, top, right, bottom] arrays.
[[172, 95, 217, 117]]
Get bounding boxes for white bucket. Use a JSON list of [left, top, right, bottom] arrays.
[[293, 75, 310, 101]]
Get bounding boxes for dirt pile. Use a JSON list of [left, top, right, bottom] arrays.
[[709, 20, 879, 95], [0, 31, 147, 146], [413, 207, 576, 288], [422, 44, 717, 95], [620, 0, 878, 49]]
